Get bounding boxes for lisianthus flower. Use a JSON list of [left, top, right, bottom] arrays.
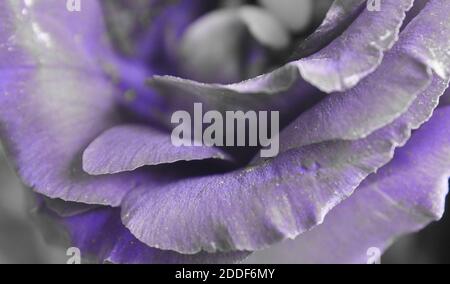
[[0, 0, 449, 264]]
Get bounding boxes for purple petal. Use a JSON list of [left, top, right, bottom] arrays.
[[0, 1, 140, 206], [120, 71, 448, 254], [43, 197, 99, 218], [277, 0, 450, 153], [299, 0, 414, 92], [83, 124, 232, 175], [149, 0, 413, 111], [246, 105, 450, 264], [121, 0, 450, 252], [40, 204, 249, 264]]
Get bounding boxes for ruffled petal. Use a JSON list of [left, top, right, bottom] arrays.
[[277, 0, 450, 154], [0, 0, 139, 206], [121, 0, 450, 251], [148, 0, 413, 115], [121, 68, 448, 254], [246, 105, 450, 264], [39, 204, 249, 264], [277, 52, 430, 153], [83, 124, 232, 175], [298, 0, 414, 92]]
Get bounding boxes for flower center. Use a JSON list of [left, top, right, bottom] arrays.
[[102, 0, 330, 84], [99, 0, 334, 169]]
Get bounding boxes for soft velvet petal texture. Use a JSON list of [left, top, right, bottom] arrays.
[[277, 0, 450, 154], [0, 1, 140, 206], [83, 124, 232, 175], [298, 0, 413, 92], [277, 51, 431, 154], [246, 104, 450, 264], [38, 203, 249, 264], [121, 1, 450, 253], [149, 0, 412, 116], [148, 70, 324, 132], [121, 69, 448, 254]]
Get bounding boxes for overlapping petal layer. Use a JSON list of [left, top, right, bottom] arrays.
[[148, 0, 413, 117], [121, 69, 449, 254], [37, 202, 249, 264], [0, 0, 140, 206], [293, 0, 366, 58], [0, 0, 449, 265], [246, 104, 450, 264], [83, 124, 232, 175], [278, 0, 450, 153], [121, 0, 450, 254]]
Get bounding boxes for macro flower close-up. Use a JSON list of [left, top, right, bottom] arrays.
[[0, 0, 450, 265]]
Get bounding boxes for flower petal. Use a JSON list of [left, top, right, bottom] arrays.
[[40, 204, 249, 264], [0, 1, 139, 206], [121, 71, 448, 254], [277, 0, 450, 153], [83, 124, 232, 175], [122, 0, 450, 250], [297, 0, 414, 92], [246, 104, 450, 264], [149, 0, 413, 114]]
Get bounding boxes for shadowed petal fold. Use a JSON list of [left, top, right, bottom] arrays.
[[292, 0, 366, 58], [83, 124, 232, 175], [38, 203, 249, 264], [246, 105, 450, 264], [120, 69, 450, 254], [148, 0, 413, 115], [278, 0, 450, 153], [120, 0, 450, 253]]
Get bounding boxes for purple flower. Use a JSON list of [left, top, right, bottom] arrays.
[[0, 0, 449, 264]]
